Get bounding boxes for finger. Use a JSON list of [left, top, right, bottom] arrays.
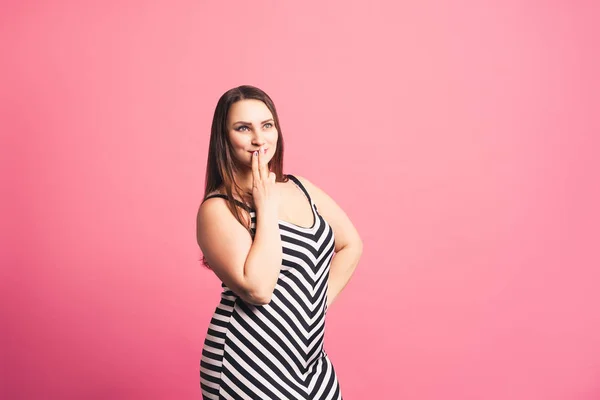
[[251, 150, 260, 185], [257, 147, 267, 180], [269, 172, 276, 183], [260, 147, 270, 180]]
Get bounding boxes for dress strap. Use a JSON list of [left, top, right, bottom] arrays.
[[202, 193, 254, 211], [286, 174, 315, 207]]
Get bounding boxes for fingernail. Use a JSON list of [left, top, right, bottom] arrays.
[[254, 151, 258, 156]]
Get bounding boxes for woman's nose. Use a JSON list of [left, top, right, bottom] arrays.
[[251, 132, 265, 145]]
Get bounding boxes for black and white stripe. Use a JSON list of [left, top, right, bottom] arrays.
[[200, 175, 342, 400]]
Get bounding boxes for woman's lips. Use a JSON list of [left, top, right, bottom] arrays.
[[248, 148, 268, 154]]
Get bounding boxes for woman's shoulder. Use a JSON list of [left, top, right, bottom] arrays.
[[284, 173, 308, 186], [200, 191, 226, 209], [288, 175, 333, 209], [201, 189, 254, 214], [288, 174, 315, 192], [197, 191, 252, 232], [204, 190, 225, 199]]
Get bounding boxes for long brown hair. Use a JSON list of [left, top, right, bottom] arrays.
[[201, 85, 288, 267]]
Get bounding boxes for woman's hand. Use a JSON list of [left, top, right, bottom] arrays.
[[251, 148, 280, 216]]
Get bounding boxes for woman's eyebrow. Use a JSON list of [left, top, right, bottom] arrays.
[[233, 118, 274, 125]]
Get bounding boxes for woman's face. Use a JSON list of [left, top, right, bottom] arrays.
[[227, 99, 278, 167]]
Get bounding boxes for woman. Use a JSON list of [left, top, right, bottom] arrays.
[[196, 85, 363, 400]]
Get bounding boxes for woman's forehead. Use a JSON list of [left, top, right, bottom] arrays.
[[228, 99, 273, 121]]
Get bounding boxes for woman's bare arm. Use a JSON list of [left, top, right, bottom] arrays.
[[196, 199, 282, 305], [196, 149, 282, 305]]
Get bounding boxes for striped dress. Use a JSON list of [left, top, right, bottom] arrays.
[[200, 174, 342, 400]]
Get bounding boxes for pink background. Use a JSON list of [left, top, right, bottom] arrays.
[[2, 1, 599, 399]]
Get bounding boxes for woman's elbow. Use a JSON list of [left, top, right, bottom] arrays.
[[242, 287, 274, 306], [352, 237, 364, 256], [337, 238, 363, 255]]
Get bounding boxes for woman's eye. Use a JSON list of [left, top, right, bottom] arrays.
[[264, 123, 273, 129], [236, 126, 249, 132]]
